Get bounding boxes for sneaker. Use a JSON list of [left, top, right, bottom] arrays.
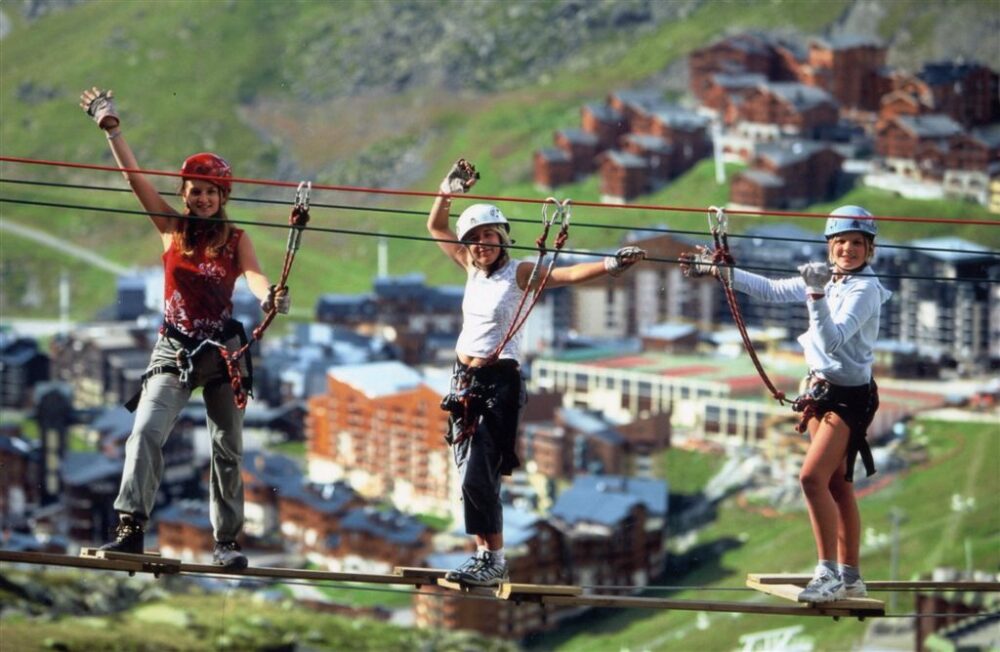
[[797, 568, 845, 603], [843, 577, 868, 598], [99, 514, 145, 555], [213, 540, 248, 570], [460, 550, 509, 587], [444, 551, 483, 582]]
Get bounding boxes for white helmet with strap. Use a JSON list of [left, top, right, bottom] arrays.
[[825, 205, 877, 239], [456, 203, 509, 241]]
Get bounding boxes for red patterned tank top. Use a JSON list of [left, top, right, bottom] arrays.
[[162, 229, 244, 340]]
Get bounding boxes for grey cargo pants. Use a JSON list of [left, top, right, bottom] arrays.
[[114, 334, 246, 542]]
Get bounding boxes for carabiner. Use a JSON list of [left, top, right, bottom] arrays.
[[707, 205, 728, 235], [541, 196, 563, 228], [294, 181, 311, 212]]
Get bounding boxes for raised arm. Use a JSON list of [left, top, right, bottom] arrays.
[[427, 159, 479, 270], [80, 88, 177, 235]]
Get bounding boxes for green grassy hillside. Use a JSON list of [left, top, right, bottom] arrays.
[[1, 0, 997, 322]]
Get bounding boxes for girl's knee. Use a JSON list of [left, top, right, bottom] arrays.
[[799, 470, 826, 496]]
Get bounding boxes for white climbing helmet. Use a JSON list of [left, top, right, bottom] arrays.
[[825, 205, 877, 239], [456, 203, 510, 241]]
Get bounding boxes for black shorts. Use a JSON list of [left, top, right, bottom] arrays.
[[812, 378, 879, 482]]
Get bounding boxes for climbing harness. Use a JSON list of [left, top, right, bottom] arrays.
[[126, 182, 311, 412], [705, 205, 788, 405], [443, 198, 572, 447]]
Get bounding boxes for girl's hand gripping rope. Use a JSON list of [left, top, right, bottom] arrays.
[[79, 87, 120, 130], [261, 285, 291, 314], [605, 246, 647, 277], [439, 158, 480, 195]]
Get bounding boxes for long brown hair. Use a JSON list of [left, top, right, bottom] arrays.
[[172, 182, 232, 258]]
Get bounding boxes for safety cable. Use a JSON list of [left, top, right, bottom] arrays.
[[3, 195, 996, 286], [3, 176, 996, 259], [3, 154, 999, 226]]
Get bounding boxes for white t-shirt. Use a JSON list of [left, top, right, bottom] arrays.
[[455, 259, 525, 362]]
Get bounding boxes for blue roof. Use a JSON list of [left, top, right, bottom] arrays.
[[623, 133, 671, 152], [556, 128, 599, 145], [604, 150, 648, 169], [538, 147, 572, 162], [340, 507, 427, 546], [328, 361, 425, 397], [897, 114, 964, 138], [555, 475, 669, 524], [90, 406, 135, 437], [584, 103, 623, 122], [907, 237, 997, 262], [765, 82, 836, 110], [158, 501, 212, 529], [281, 481, 357, 515], [60, 452, 123, 486], [244, 450, 303, 487]]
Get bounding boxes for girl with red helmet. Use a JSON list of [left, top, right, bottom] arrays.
[[680, 205, 891, 603], [428, 159, 646, 587], [79, 87, 289, 569]]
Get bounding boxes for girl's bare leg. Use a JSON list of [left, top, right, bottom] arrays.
[[800, 413, 851, 561]]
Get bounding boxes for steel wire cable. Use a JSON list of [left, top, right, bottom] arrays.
[[3, 154, 1000, 226], [2, 194, 997, 286], [3, 176, 998, 259]]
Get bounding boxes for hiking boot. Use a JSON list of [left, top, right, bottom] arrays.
[[460, 550, 509, 587], [213, 540, 248, 570], [842, 577, 868, 598], [444, 551, 483, 582], [99, 514, 145, 555], [797, 568, 845, 603]]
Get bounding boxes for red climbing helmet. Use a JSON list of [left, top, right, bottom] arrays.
[[181, 152, 233, 194]]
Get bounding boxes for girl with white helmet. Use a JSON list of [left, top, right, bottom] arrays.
[[428, 159, 645, 587], [681, 205, 891, 604], [79, 88, 289, 569]]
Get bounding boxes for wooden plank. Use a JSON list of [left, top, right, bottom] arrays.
[[747, 573, 1000, 592], [393, 567, 450, 580], [179, 563, 416, 585], [497, 582, 582, 600], [435, 578, 497, 597], [81, 548, 181, 573], [746, 576, 886, 615], [2, 549, 144, 573], [542, 594, 884, 618]]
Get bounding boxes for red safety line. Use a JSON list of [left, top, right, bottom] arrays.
[[3, 155, 999, 226]]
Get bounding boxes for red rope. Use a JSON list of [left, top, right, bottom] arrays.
[[3, 155, 998, 226]]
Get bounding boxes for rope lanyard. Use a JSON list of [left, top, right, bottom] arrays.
[[449, 198, 572, 447], [178, 181, 311, 409], [708, 206, 788, 405]]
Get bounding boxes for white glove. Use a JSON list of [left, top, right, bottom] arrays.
[[679, 246, 715, 278], [798, 262, 832, 295], [439, 158, 479, 195], [79, 87, 120, 130], [605, 246, 646, 277], [262, 285, 290, 314]]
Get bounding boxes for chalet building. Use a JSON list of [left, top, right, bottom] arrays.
[[306, 361, 453, 517], [640, 322, 699, 354], [607, 89, 667, 133], [325, 507, 431, 573], [241, 450, 307, 540], [533, 147, 574, 190], [802, 35, 888, 113], [415, 506, 571, 640], [598, 150, 648, 203], [688, 32, 799, 105], [0, 433, 38, 528], [554, 127, 600, 174], [277, 479, 361, 556], [699, 71, 769, 115], [917, 61, 1000, 128], [733, 82, 839, 139], [581, 102, 626, 150], [314, 275, 463, 366], [0, 335, 49, 408], [60, 451, 122, 544], [550, 475, 668, 589], [522, 407, 629, 479], [622, 133, 672, 186], [876, 114, 965, 167], [158, 501, 215, 562], [646, 106, 712, 173], [914, 570, 1000, 651], [730, 140, 844, 209], [48, 323, 155, 408]]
